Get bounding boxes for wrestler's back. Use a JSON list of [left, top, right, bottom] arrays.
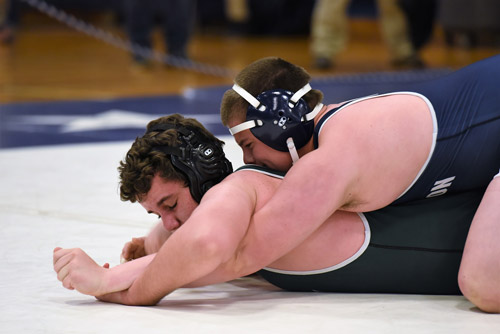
[[313, 55, 500, 208], [394, 55, 500, 203]]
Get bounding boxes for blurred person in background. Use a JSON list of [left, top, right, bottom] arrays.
[[398, 0, 437, 55], [310, 0, 425, 70], [0, 0, 22, 44], [122, 0, 196, 66]]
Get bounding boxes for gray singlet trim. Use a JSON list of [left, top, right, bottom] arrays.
[[262, 213, 371, 275]]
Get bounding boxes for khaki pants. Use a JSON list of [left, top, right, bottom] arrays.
[[311, 0, 415, 61]]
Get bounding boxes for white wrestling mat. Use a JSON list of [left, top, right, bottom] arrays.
[[1, 138, 499, 334]]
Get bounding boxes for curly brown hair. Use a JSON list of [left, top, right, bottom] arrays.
[[220, 57, 324, 126], [118, 114, 224, 203]]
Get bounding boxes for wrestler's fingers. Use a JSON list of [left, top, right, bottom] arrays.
[[121, 243, 135, 260], [53, 247, 75, 266], [129, 247, 140, 260], [121, 248, 132, 263], [53, 247, 66, 265], [122, 240, 143, 262], [53, 251, 75, 273], [131, 238, 147, 259], [62, 275, 74, 290], [56, 262, 70, 283]]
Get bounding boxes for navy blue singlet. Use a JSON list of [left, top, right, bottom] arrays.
[[313, 55, 500, 203]]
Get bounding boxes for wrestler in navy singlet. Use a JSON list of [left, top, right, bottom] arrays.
[[313, 55, 500, 204], [236, 165, 483, 295]]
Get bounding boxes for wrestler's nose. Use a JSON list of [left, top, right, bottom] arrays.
[[243, 154, 255, 165], [242, 149, 255, 165], [161, 213, 179, 231]]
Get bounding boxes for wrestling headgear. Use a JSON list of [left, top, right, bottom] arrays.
[[146, 123, 233, 203], [229, 83, 323, 163]]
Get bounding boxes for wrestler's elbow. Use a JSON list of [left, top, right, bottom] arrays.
[[124, 296, 160, 307], [227, 244, 267, 278], [132, 292, 164, 306], [458, 268, 500, 313], [192, 230, 236, 268]]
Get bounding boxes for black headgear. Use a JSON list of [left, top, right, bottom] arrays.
[[146, 123, 233, 203], [229, 83, 323, 153]]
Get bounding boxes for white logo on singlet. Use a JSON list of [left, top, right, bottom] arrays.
[[426, 176, 456, 198]]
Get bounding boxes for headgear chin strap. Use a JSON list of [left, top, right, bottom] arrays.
[[229, 83, 323, 163], [146, 123, 233, 203]]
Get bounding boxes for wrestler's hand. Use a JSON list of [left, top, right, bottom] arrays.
[[121, 223, 173, 262], [53, 247, 109, 296], [121, 237, 147, 263]]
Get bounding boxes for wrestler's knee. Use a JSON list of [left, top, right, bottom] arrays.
[[458, 267, 500, 313]]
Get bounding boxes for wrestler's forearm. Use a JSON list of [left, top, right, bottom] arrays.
[[101, 254, 155, 295], [106, 217, 250, 304], [112, 234, 229, 305]]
